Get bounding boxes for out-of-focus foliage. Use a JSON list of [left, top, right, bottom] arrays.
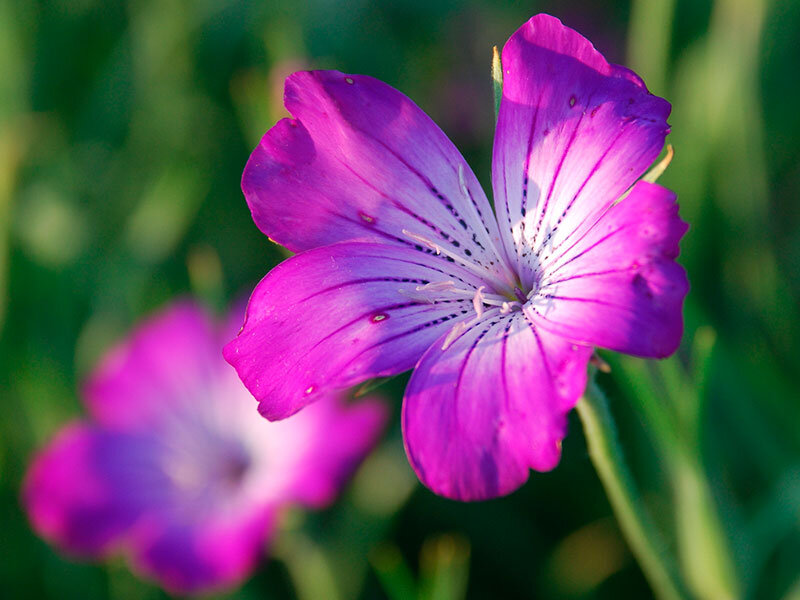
[[1, 0, 798, 598]]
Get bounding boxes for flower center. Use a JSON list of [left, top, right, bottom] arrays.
[[159, 422, 253, 514], [400, 277, 544, 350], [399, 162, 549, 350]]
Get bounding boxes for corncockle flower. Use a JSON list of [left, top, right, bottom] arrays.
[[23, 301, 386, 594], [226, 14, 688, 501]]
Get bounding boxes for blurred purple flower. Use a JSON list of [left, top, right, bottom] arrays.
[[23, 301, 386, 595], [226, 14, 688, 501]]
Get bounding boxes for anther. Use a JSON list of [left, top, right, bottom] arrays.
[[441, 321, 468, 350], [500, 301, 522, 314], [403, 229, 441, 254], [457, 164, 470, 200], [472, 286, 486, 319], [416, 281, 455, 293]]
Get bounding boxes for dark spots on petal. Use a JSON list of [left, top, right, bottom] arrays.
[[459, 219, 468, 229], [464, 249, 472, 257], [370, 313, 389, 323], [543, 128, 550, 136], [590, 107, 598, 118], [381, 276, 428, 284], [358, 211, 376, 224], [424, 313, 462, 328]]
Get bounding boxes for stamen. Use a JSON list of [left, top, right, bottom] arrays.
[[416, 281, 456, 293], [500, 301, 522, 314], [457, 163, 471, 201], [399, 280, 512, 309], [441, 321, 468, 350], [472, 286, 486, 319], [440, 307, 503, 351], [404, 229, 441, 253], [402, 229, 513, 294]]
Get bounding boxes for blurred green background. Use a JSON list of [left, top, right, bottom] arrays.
[[1, 0, 799, 598]]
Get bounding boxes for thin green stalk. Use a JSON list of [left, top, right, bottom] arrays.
[[576, 378, 689, 600]]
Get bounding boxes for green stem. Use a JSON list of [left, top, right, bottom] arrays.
[[576, 378, 689, 600]]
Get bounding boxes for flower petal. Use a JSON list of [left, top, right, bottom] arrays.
[[289, 394, 388, 507], [128, 511, 274, 596], [402, 313, 591, 501], [84, 302, 221, 429], [224, 242, 484, 421], [532, 181, 689, 358], [492, 13, 671, 292], [243, 69, 513, 286], [22, 423, 162, 556]]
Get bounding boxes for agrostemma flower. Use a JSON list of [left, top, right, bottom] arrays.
[[226, 14, 688, 501], [24, 301, 386, 594]]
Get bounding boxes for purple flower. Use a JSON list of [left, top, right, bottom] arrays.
[[23, 301, 386, 595], [226, 14, 688, 501]]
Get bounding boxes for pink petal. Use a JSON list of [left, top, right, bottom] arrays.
[[128, 511, 275, 596], [290, 394, 388, 507], [243, 69, 513, 284], [492, 14, 671, 292], [224, 242, 485, 420], [84, 302, 221, 429], [402, 313, 591, 501], [532, 181, 689, 358], [22, 423, 161, 556]]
